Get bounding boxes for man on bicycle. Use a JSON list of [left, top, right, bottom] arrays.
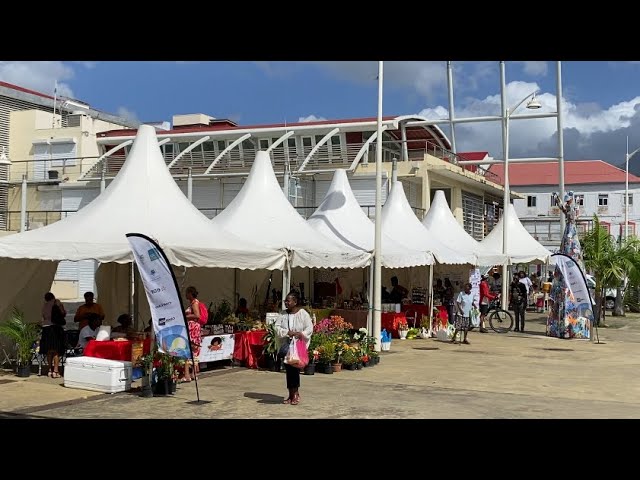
[[479, 274, 497, 333]]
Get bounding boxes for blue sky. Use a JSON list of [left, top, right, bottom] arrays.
[[3, 61, 640, 171]]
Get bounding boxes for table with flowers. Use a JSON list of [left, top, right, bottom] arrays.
[[381, 312, 408, 339]]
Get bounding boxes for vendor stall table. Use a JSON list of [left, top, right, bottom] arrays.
[[232, 330, 267, 369], [83, 339, 132, 362], [401, 304, 430, 328]]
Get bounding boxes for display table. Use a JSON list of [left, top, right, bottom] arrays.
[[328, 309, 368, 329], [381, 312, 407, 339], [83, 339, 132, 362], [401, 304, 430, 328], [233, 330, 267, 369]]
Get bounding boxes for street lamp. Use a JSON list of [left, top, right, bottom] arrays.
[[500, 65, 542, 301], [625, 136, 640, 240]]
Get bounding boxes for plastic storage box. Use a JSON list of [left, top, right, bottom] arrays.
[[64, 356, 133, 393]]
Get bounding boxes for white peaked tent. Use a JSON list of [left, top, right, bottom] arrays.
[[210, 151, 371, 270], [382, 181, 476, 265], [0, 125, 285, 323], [307, 169, 433, 268], [422, 190, 506, 266], [480, 203, 551, 264]]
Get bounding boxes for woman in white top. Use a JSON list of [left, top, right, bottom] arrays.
[[276, 291, 313, 405], [452, 282, 476, 345]]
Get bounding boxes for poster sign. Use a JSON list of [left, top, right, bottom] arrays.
[[126, 233, 191, 359], [198, 334, 235, 363]]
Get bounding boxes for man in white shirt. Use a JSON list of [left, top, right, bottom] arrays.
[[77, 315, 101, 350], [518, 271, 533, 306]]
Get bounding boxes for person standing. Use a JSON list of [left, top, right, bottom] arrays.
[[276, 291, 313, 405], [443, 278, 455, 325], [183, 286, 202, 382], [478, 275, 496, 333], [40, 292, 67, 379], [74, 292, 105, 331], [510, 274, 528, 332], [451, 283, 475, 345]]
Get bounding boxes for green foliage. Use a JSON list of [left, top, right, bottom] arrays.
[[261, 322, 278, 359], [0, 308, 41, 366]]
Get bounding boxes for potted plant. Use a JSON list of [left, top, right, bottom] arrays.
[[397, 319, 409, 339], [261, 322, 279, 371], [0, 308, 41, 377], [317, 341, 335, 374], [341, 346, 358, 370]]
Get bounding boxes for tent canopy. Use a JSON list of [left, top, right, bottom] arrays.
[[382, 181, 476, 265], [480, 203, 551, 264], [307, 169, 433, 268], [211, 151, 371, 269], [0, 125, 285, 270], [422, 190, 506, 266]]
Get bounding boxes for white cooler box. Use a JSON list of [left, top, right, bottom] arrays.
[[64, 356, 133, 394]]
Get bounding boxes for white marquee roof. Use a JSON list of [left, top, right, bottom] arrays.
[[0, 125, 286, 270], [422, 190, 506, 266], [210, 151, 371, 269], [307, 169, 433, 268], [480, 203, 551, 264], [382, 181, 476, 265]]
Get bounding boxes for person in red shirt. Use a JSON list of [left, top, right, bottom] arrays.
[[479, 274, 497, 333]]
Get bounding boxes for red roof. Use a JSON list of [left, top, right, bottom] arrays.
[[488, 160, 640, 186], [458, 151, 489, 161], [0, 80, 54, 100]]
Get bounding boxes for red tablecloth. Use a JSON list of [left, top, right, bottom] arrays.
[[233, 330, 266, 369], [381, 312, 407, 339], [83, 339, 132, 362], [401, 304, 430, 328]]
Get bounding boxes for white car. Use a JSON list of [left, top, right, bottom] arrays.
[[585, 274, 618, 310]]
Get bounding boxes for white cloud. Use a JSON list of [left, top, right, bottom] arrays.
[[75, 61, 97, 69], [519, 61, 548, 76], [0, 61, 75, 98], [116, 106, 140, 124], [299, 114, 326, 123], [418, 80, 640, 163]]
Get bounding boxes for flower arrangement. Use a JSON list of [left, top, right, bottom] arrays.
[[396, 318, 409, 331], [313, 315, 353, 335], [317, 341, 336, 364], [341, 345, 359, 365]]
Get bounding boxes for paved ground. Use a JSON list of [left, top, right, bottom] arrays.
[[1, 312, 639, 419]]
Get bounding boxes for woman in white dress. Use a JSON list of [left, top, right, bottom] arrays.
[[276, 291, 313, 405]]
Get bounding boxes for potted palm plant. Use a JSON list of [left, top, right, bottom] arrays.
[[0, 307, 41, 377], [261, 322, 279, 371]]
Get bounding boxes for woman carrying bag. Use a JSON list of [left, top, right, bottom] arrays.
[[276, 291, 313, 406]]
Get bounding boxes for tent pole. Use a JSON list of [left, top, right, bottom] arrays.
[[368, 261, 374, 333], [233, 268, 238, 311], [129, 262, 134, 326], [428, 263, 434, 336]]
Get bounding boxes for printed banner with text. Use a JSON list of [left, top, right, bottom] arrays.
[[126, 233, 191, 359]]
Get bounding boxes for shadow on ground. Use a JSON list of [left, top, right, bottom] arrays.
[[244, 392, 284, 404]]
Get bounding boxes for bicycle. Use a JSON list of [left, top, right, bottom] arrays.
[[469, 297, 514, 333]]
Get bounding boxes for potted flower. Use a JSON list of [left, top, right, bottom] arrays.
[[341, 346, 358, 370], [317, 341, 335, 374], [261, 322, 279, 371], [0, 308, 41, 377], [397, 318, 409, 339], [304, 333, 322, 375]]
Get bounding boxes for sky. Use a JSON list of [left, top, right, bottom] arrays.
[[3, 60, 640, 173]]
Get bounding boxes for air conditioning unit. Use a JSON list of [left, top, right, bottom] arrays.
[[48, 170, 59, 180]]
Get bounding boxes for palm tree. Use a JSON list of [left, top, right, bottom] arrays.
[[582, 215, 640, 325]]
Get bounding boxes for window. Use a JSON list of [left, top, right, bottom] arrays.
[[626, 194, 633, 206], [575, 194, 584, 206], [259, 139, 270, 150], [598, 194, 608, 206], [527, 195, 537, 207], [217, 140, 226, 151]]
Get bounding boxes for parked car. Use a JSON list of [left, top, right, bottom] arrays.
[[585, 274, 618, 310]]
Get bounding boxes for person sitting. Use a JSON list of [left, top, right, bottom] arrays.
[[235, 298, 249, 318], [112, 313, 133, 334], [74, 291, 105, 330], [389, 276, 409, 303], [76, 315, 102, 351]]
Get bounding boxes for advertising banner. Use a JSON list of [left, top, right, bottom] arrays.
[[126, 233, 191, 359]]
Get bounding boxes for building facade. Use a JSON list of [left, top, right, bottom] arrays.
[[488, 160, 640, 251]]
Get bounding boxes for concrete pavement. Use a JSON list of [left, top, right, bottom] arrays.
[[2, 313, 639, 419]]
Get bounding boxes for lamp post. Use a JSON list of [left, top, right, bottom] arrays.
[[625, 136, 640, 240], [500, 61, 542, 302], [373, 61, 384, 353]]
